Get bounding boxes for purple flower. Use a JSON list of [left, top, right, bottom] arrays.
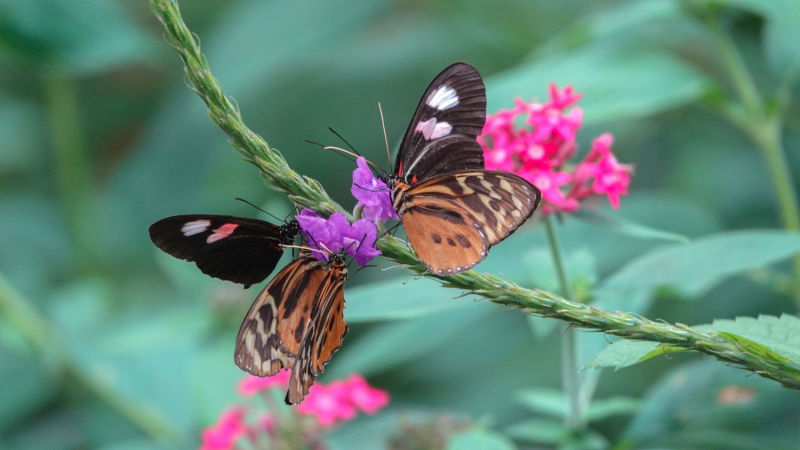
[[351, 157, 398, 224], [296, 209, 381, 266]]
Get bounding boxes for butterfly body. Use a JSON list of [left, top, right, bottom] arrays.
[[384, 63, 542, 275]]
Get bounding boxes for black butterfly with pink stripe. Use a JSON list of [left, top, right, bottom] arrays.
[[149, 215, 299, 288]]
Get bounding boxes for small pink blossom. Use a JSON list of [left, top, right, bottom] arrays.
[[239, 371, 291, 397], [479, 84, 632, 214], [199, 407, 247, 450], [343, 375, 390, 414], [298, 382, 357, 427]]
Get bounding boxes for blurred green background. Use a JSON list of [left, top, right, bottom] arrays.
[[1, 0, 799, 449]]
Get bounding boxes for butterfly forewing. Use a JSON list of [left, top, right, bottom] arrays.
[[234, 252, 327, 377], [149, 215, 290, 288], [396, 63, 486, 183], [286, 262, 348, 405], [401, 170, 541, 275]]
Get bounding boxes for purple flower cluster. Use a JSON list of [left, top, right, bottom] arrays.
[[295, 210, 381, 267], [351, 157, 398, 224]]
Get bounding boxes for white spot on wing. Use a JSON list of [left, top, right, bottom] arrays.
[[427, 86, 459, 110], [182, 220, 210, 236], [414, 118, 452, 140]]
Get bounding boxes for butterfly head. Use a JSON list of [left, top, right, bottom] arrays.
[[280, 219, 300, 244]]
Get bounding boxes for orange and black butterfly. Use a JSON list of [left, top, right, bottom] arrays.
[[380, 62, 542, 275], [149, 215, 349, 404], [234, 249, 348, 405]]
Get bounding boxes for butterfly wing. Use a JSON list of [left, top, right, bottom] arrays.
[[395, 63, 486, 183], [149, 215, 289, 287], [402, 170, 541, 275], [234, 252, 328, 377], [285, 265, 348, 405]]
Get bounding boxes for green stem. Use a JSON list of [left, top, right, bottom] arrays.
[[544, 218, 583, 432], [43, 70, 96, 275], [0, 273, 177, 443], [150, 0, 800, 392], [707, 17, 800, 302]]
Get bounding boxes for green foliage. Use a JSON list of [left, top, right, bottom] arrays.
[[1, 0, 800, 448], [447, 430, 517, 450]]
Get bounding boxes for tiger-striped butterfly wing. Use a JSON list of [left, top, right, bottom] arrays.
[[399, 171, 541, 275], [285, 254, 348, 405], [234, 251, 328, 377], [149, 214, 298, 288], [234, 250, 348, 405], [389, 63, 541, 274], [395, 62, 486, 183]]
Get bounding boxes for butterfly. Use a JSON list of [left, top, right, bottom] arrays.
[[234, 249, 348, 405], [148, 214, 299, 288], [381, 62, 542, 275]]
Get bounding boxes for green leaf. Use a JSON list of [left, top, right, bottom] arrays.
[[487, 42, 710, 124], [504, 418, 565, 444], [586, 397, 641, 421], [574, 209, 690, 243], [447, 430, 517, 450], [345, 276, 471, 323], [516, 388, 566, 417], [0, 342, 57, 433], [601, 231, 800, 297], [586, 314, 800, 370]]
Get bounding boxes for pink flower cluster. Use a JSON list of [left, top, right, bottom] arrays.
[[199, 373, 390, 450], [479, 84, 633, 214]]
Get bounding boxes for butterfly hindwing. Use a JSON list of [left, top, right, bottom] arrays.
[[286, 262, 348, 405], [234, 253, 327, 377], [149, 215, 291, 287], [396, 63, 486, 183], [401, 170, 541, 274]]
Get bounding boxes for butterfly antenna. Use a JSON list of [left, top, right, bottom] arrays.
[[347, 233, 368, 270], [348, 264, 376, 280], [328, 127, 362, 157], [282, 204, 299, 223], [378, 102, 392, 173], [305, 139, 357, 164], [323, 145, 386, 173], [378, 222, 402, 240], [234, 198, 285, 223]]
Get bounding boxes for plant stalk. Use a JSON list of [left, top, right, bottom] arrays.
[[43, 70, 96, 275], [707, 17, 800, 302], [150, 0, 800, 392], [544, 217, 584, 432]]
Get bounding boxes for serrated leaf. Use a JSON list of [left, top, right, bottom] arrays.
[[504, 418, 564, 444], [447, 430, 517, 450], [601, 231, 800, 297], [586, 314, 800, 370], [574, 208, 690, 243]]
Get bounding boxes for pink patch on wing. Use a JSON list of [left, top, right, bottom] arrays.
[[414, 118, 451, 140], [207, 223, 239, 243]]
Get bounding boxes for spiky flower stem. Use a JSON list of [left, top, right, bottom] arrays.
[[150, 0, 800, 391]]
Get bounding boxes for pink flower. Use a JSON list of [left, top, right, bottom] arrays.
[[239, 371, 291, 397], [546, 83, 582, 110], [351, 157, 398, 224], [478, 85, 632, 214], [343, 375, 390, 414], [199, 407, 247, 450], [296, 209, 381, 266], [298, 382, 357, 427]]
